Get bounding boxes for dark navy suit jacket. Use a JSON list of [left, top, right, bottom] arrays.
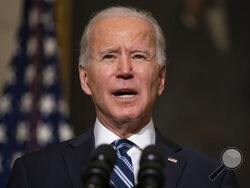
[[7, 128, 239, 188]]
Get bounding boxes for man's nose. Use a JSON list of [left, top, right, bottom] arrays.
[[116, 56, 133, 79]]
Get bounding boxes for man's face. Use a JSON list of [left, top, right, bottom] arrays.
[[79, 17, 166, 128]]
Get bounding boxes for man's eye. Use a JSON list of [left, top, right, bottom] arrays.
[[133, 54, 145, 59], [103, 54, 114, 59]]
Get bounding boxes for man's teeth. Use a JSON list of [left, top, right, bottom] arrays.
[[116, 94, 135, 98]]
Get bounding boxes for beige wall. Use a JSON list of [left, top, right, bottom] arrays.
[[0, 0, 21, 94]]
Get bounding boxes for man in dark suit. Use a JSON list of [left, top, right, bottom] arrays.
[[8, 6, 239, 188]]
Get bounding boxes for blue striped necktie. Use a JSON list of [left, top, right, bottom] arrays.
[[110, 139, 135, 188]]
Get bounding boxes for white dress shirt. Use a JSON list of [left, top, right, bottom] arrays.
[[94, 118, 156, 184]]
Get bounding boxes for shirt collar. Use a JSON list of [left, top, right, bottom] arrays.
[[94, 118, 155, 150]]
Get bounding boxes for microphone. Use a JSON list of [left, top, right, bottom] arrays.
[[82, 144, 117, 188], [137, 145, 165, 188]]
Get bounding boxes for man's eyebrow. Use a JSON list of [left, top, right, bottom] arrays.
[[132, 48, 149, 53], [131, 48, 152, 55], [99, 48, 120, 55]]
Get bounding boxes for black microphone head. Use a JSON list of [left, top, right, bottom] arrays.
[[82, 144, 117, 188], [138, 145, 165, 188], [91, 144, 117, 167], [139, 145, 165, 165]]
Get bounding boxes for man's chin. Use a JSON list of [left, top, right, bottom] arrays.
[[113, 115, 137, 123], [111, 110, 148, 124], [111, 113, 140, 124]]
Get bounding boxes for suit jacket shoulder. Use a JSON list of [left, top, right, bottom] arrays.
[[156, 131, 239, 188], [8, 128, 95, 188]]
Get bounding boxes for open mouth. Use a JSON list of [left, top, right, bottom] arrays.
[[112, 89, 137, 99]]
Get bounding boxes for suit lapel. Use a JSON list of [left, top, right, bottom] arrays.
[[62, 128, 186, 188], [156, 131, 187, 188], [63, 128, 95, 188]]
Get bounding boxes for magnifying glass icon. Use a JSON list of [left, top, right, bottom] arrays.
[[209, 147, 243, 181]]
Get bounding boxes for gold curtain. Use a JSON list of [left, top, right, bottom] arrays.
[[54, 0, 72, 102]]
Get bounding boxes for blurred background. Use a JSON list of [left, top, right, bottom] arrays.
[[0, 0, 249, 187]]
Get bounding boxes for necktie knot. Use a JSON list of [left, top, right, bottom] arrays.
[[114, 139, 135, 152]]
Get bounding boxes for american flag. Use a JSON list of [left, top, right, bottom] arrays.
[[0, 0, 74, 186], [168, 157, 178, 163]]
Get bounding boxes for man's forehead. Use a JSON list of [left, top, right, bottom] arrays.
[[89, 16, 156, 47], [92, 17, 153, 35]]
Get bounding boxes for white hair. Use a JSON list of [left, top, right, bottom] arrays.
[[79, 6, 166, 68]]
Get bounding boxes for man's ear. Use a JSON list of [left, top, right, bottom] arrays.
[[78, 64, 92, 95], [157, 64, 166, 96]]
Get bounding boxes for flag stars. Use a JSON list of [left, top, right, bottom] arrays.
[[0, 124, 7, 143], [58, 99, 69, 117], [20, 93, 32, 113], [25, 64, 35, 84], [29, 7, 39, 27], [58, 122, 74, 141], [16, 122, 29, 144], [5, 66, 16, 85], [37, 123, 53, 145], [27, 36, 37, 56], [41, 13, 54, 31], [40, 94, 56, 116], [43, 65, 56, 87], [44, 37, 57, 57], [0, 95, 12, 115]]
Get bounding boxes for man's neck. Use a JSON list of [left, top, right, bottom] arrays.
[[96, 114, 152, 138]]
